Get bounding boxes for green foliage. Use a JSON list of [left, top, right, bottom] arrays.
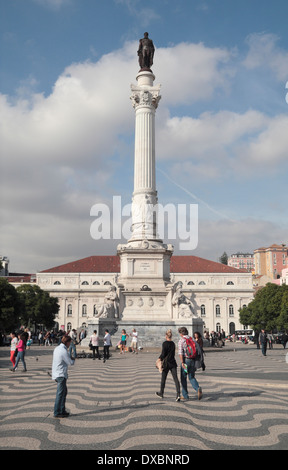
[[219, 252, 228, 265], [0, 280, 59, 332], [16, 285, 59, 330], [0, 278, 19, 331], [239, 283, 288, 331]]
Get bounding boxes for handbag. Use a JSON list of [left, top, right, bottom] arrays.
[[155, 357, 163, 373]]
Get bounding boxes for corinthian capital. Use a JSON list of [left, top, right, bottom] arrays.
[[130, 85, 161, 110]]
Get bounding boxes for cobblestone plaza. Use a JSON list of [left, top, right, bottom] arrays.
[[0, 342, 287, 451]]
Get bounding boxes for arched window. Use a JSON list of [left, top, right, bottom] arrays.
[[104, 281, 112, 285], [229, 322, 235, 335], [199, 281, 206, 285], [93, 281, 100, 285], [229, 304, 234, 316], [54, 281, 61, 285], [93, 305, 98, 316], [216, 304, 221, 316], [67, 322, 72, 331], [67, 304, 72, 316], [227, 281, 234, 285], [187, 281, 195, 285], [82, 304, 87, 316], [216, 322, 221, 333], [200, 305, 206, 317], [81, 281, 89, 285]]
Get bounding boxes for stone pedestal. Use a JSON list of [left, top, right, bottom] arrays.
[[81, 317, 204, 349]]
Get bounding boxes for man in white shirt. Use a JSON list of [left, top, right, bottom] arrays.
[[52, 335, 74, 418], [103, 329, 111, 363], [130, 328, 138, 353]]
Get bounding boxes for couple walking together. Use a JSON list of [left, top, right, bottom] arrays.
[[156, 327, 203, 402]]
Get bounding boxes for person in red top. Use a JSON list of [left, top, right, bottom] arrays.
[[10, 333, 27, 372]]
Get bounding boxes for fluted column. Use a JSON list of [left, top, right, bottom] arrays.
[[129, 71, 161, 243]]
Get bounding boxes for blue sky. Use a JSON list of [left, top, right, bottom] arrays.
[[1, 0, 288, 273]]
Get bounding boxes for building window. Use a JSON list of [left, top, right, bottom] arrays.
[[187, 281, 195, 285], [104, 281, 112, 285], [81, 281, 89, 285], [229, 322, 235, 335], [54, 281, 61, 285], [199, 281, 206, 285], [93, 281, 100, 285], [67, 304, 72, 316], [200, 305, 206, 317], [82, 304, 87, 316], [216, 304, 221, 316], [229, 304, 234, 316], [216, 322, 221, 333], [67, 322, 72, 331], [93, 305, 98, 316], [227, 281, 234, 285]]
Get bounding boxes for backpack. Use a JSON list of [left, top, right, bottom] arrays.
[[185, 336, 197, 359]]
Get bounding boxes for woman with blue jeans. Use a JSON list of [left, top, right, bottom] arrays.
[[178, 327, 203, 400], [11, 333, 27, 372]]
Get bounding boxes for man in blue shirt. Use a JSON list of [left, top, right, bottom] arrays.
[[52, 335, 75, 418]]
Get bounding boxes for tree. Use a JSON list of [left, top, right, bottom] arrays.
[[0, 278, 19, 331], [277, 285, 288, 330], [16, 285, 59, 330], [219, 252, 228, 265], [239, 283, 288, 331]]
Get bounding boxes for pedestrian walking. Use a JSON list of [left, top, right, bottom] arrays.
[[267, 332, 273, 350], [10, 333, 27, 372], [51, 335, 75, 418], [178, 327, 203, 401], [103, 329, 111, 363], [155, 329, 181, 402], [259, 329, 267, 356], [193, 331, 206, 371], [9, 332, 18, 369], [90, 330, 101, 360]]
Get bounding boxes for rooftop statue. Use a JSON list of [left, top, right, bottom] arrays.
[[138, 32, 155, 70]]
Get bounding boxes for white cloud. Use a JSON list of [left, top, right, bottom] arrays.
[[1, 38, 287, 272], [156, 42, 234, 105], [244, 32, 288, 81]]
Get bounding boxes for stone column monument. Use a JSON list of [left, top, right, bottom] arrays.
[[83, 34, 203, 349], [117, 33, 174, 324]]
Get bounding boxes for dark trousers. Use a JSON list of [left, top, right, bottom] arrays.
[[103, 345, 110, 359], [160, 367, 180, 397], [92, 346, 100, 359]]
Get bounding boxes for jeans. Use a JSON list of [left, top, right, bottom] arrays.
[[54, 377, 67, 416], [14, 351, 27, 371], [260, 342, 267, 356], [69, 342, 77, 359], [180, 358, 199, 399], [160, 367, 180, 397]]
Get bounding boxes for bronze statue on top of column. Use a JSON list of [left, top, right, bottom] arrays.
[[138, 32, 155, 71]]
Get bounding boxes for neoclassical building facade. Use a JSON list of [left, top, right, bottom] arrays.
[[36, 254, 253, 336]]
